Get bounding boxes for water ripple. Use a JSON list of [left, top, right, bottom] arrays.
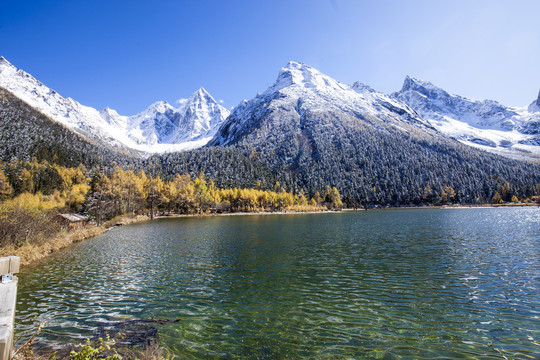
[[14, 208, 540, 359]]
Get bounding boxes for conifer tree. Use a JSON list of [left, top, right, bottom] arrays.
[[194, 173, 211, 214]]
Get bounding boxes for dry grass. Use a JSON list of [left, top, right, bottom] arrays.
[[104, 214, 150, 227], [0, 226, 105, 265], [123, 341, 170, 360], [0, 214, 150, 266]]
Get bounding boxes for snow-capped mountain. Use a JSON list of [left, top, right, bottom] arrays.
[[210, 61, 428, 146], [2, 56, 539, 161], [126, 88, 229, 147], [207, 61, 540, 205], [393, 76, 540, 160], [0, 57, 229, 153]]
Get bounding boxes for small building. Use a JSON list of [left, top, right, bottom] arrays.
[[56, 213, 89, 230]]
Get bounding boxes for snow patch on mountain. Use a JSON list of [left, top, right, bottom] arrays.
[[0, 57, 229, 153]]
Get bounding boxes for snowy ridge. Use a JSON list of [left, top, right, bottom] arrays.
[[212, 61, 540, 160], [393, 76, 540, 160], [0, 57, 229, 153], [0, 57, 132, 150]]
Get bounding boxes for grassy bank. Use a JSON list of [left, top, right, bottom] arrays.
[[0, 214, 150, 266]]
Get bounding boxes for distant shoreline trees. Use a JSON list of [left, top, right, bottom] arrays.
[[84, 168, 340, 224], [0, 157, 539, 249], [0, 159, 343, 235]]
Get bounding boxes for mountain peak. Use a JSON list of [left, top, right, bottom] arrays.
[[0, 56, 15, 69], [401, 76, 437, 92], [142, 100, 172, 115], [183, 87, 224, 111], [283, 60, 309, 70], [100, 106, 120, 116], [269, 61, 347, 93], [528, 89, 540, 112], [352, 81, 375, 93], [189, 87, 212, 101]]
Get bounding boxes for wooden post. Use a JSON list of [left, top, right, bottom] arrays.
[[0, 256, 20, 360]]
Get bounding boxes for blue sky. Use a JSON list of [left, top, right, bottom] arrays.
[[1, 0, 539, 114]]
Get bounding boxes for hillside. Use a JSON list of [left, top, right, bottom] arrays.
[[0, 87, 139, 169], [205, 62, 540, 205], [1, 60, 539, 207]]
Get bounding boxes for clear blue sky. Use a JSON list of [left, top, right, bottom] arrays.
[[1, 0, 539, 114]]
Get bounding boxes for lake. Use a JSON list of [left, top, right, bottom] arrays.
[[15, 208, 540, 359]]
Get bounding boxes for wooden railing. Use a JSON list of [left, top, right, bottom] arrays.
[[0, 256, 20, 360]]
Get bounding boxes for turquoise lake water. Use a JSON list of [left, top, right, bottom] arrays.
[[15, 208, 540, 359]]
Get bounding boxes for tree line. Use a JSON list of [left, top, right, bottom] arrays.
[[84, 168, 342, 224], [0, 158, 343, 248]]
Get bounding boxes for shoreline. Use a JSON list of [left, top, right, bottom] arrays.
[[156, 209, 337, 218], [363, 203, 540, 211], [0, 215, 151, 266], [3, 203, 538, 267], [0, 210, 334, 266]]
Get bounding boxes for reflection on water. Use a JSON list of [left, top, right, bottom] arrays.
[[16, 208, 540, 359]]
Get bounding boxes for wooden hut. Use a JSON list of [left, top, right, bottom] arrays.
[[56, 213, 89, 230]]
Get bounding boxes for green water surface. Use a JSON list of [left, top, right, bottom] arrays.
[[15, 208, 540, 359]]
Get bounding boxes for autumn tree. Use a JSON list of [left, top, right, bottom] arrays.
[[439, 185, 455, 204], [312, 191, 323, 206], [491, 192, 502, 204], [0, 169, 13, 200], [328, 187, 343, 209], [193, 173, 212, 214], [145, 175, 166, 219], [296, 190, 308, 207], [171, 173, 195, 213]]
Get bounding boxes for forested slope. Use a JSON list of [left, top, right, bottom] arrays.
[[207, 62, 540, 206], [0, 87, 140, 169]]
